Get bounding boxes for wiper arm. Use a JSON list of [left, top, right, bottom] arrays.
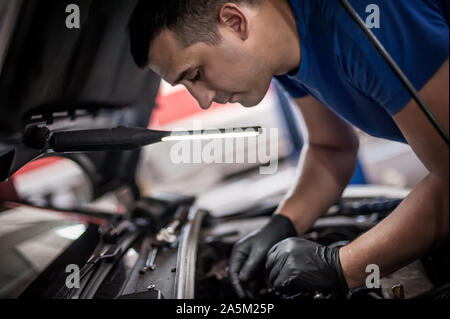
[[79, 244, 123, 281], [59, 224, 139, 299], [60, 243, 123, 299]]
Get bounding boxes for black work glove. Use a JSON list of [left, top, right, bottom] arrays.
[[229, 214, 297, 298], [265, 238, 349, 295]]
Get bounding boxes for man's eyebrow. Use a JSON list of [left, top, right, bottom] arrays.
[[173, 67, 193, 85]]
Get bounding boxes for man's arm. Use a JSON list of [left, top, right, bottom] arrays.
[[340, 59, 449, 288], [276, 95, 359, 235], [229, 94, 359, 297]]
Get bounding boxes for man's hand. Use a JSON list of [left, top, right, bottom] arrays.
[[265, 238, 348, 295], [229, 214, 297, 298]]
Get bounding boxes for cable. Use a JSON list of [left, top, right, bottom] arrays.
[[339, 0, 449, 145]]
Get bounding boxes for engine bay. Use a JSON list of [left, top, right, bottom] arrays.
[[81, 191, 448, 300]]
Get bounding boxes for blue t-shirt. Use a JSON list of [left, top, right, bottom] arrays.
[[276, 0, 449, 143]]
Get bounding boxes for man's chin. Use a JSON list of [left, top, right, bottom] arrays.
[[239, 95, 265, 108]]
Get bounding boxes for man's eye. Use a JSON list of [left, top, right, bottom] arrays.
[[189, 71, 201, 82]]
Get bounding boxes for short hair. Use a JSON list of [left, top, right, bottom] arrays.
[[128, 0, 261, 69]]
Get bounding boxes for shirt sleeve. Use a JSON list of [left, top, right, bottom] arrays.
[[274, 74, 309, 99], [431, 0, 449, 25], [335, 0, 449, 116]]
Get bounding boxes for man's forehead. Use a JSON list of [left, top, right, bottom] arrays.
[[148, 29, 188, 82]]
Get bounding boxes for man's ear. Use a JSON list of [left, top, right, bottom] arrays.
[[218, 4, 249, 40]]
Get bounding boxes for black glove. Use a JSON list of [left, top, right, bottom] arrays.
[[229, 214, 297, 298], [265, 238, 348, 295]]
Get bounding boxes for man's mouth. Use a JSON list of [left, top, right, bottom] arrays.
[[215, 93, 239, 105], [216, 94, 236, 104], [228, 93, 238, 104]]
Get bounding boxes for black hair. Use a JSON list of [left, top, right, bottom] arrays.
[[128, 0, 260, 68]]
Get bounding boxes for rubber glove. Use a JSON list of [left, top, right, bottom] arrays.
[[265, 238, 348, 295], [229, 214, 297, 298]]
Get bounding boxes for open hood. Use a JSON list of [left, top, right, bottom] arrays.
[[0, 0, 160, 180]]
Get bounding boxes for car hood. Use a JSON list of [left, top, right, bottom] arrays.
[[0, 0, 159, 180]]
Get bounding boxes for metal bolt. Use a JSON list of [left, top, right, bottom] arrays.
[[392, 283, 405, 299]]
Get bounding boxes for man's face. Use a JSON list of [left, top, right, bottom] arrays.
[[148, 28, 273, 109]]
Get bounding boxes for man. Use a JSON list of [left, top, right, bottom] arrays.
[[129, 0, 449, 297]]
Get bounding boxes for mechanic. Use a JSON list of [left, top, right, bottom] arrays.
[[128, 0, 449, 297]]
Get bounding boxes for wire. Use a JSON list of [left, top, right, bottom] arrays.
[[339, 0, 449, 145]]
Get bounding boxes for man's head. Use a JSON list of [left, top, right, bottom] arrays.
[[129, 0, 284, 109]]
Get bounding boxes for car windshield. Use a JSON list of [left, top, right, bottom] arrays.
[[0, 203, 89, 298]]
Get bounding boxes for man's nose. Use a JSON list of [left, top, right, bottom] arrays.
[[187, 84, 215, 110]]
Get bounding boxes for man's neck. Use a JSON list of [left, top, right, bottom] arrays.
[[267, 0, 301, 76]]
